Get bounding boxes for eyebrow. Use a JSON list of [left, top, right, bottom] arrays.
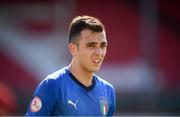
[[86, 42, 108, 45], [101, 42, 108, 45]]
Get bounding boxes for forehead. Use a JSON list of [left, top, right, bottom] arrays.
[[79, 29, 107, 43]]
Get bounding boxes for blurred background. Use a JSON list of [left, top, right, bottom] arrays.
[[0, 0, 179, 115]]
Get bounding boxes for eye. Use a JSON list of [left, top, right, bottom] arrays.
[[87, 44, 94, 47], [100, 43, 107, 48], [86, 43, 96, 48]]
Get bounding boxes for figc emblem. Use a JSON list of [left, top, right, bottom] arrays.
[[30, 96, 42, 112]]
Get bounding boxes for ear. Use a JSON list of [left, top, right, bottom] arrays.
[[68, 43, 78, 56]]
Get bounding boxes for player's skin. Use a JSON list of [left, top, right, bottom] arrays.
[[26, 16, 115, 116], [68, 29, 108, 87]]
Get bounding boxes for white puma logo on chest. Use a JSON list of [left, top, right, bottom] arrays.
[[68, 99, 78, 110]]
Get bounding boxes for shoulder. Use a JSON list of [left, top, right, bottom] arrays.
[[46, 66, 68, 80], [94, 74, 115, 92], [38, 67, 69, 89]]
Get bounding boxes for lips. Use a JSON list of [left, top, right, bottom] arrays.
[[92, 58, 102, 64]]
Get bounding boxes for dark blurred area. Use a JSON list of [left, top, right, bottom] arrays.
[[0, 0, 179, 116]]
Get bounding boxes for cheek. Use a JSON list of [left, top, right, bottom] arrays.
[[79, 49, 92, 59], [102, 49, 107, 57], [104, 49, 107, 56], [78, 51, 93, 66]]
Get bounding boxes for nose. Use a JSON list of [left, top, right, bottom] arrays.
[[94, 47, 102, 55]]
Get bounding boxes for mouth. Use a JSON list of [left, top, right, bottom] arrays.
[[92, 59, 102, 64]]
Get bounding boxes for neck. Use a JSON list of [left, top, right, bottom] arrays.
[[68, 60, 93, 87]]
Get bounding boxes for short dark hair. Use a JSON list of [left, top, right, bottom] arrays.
[[68, 15, 105, 44]]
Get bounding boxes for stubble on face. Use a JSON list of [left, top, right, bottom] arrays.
[[76, 29, 107, 73]]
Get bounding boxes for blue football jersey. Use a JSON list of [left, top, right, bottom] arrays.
[[26, 67, 116, 116]]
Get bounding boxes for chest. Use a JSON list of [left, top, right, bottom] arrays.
[[55, 85, 111, 116]]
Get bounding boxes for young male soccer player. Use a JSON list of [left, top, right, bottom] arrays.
[[26, 15, 116, 116]]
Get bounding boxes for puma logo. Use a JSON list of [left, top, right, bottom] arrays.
[[68, 100, 78, 110]]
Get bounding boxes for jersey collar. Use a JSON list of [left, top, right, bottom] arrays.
[[67, 69, 96, 92]]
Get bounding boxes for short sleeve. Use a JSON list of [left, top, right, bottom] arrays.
[[26, 78, 57, 116]]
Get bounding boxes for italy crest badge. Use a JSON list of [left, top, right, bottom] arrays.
[[99, 96, 108, 116]]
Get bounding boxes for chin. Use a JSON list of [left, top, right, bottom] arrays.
[[91, 66, 101, 72]]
